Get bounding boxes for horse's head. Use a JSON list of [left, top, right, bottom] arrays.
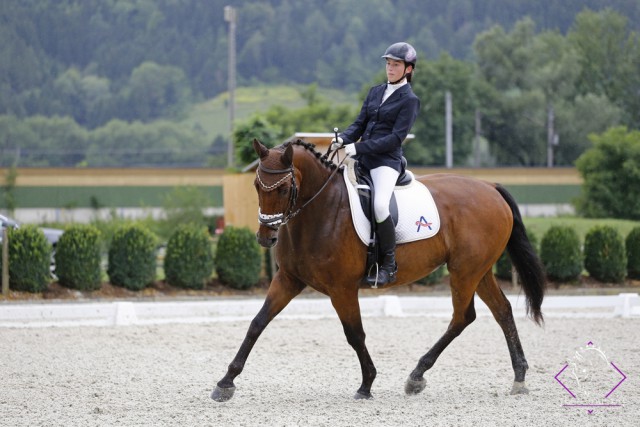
[[253, 139, 297, 247]]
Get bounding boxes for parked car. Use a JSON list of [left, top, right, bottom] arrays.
[[1, 214, 64, 277], [1, 214, 64, 246]]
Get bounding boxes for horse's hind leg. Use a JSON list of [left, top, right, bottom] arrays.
[[405, 282, 477, 395], [211, 274, 305, 402], [476, 271, 529, 394]]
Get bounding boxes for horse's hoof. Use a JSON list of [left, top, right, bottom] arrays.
[[211, 386, 236, 402], [354, 391, 373, 400], [510, 381, 529, 395], [405, 377, 426, 395]]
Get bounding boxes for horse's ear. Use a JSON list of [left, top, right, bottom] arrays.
[[282, 142, 293, 166], [253, 138, 269, 160]]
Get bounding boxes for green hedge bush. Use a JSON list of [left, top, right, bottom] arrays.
[[0, 226, 51, 292], [584, 226, 626, 283], [164, 224, 213, 289], [214, 226, 262, 290], [626, 227, 640, 280], [107, 224, 157, 291], [540, 225, 582, 282], [55, 225, 102, 291]]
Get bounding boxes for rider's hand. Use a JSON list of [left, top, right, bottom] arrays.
[[344, 144, 356, 157], [330, 137, 344, 151]]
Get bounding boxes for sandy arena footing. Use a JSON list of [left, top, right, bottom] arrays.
[[0, 302, 638, 426]]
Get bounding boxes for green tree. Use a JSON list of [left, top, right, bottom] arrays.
[[568, 9, 640, 127], [474, 19, 548, 165], [262, 86, 355, 139], [554, 94, 622, 165], [86, 120, 207, 167], [575, 126, 640, 219], [125, 61, 191, 122], [236, 85, 356, 164], [409, 53, 478, 166], [0, 115, 87, 167], [233, 116, 281, 166]]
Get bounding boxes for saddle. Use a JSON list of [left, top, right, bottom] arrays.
[[354, 157, 412, 226]]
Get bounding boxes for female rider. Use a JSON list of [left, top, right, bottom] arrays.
[[333, 42, 420, 286]]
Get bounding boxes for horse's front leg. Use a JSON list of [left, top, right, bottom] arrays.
[[330, 289, 377, 399], [211, 273, 305, 402]]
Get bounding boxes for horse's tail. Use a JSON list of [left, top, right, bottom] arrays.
[[495, 184, 546, 326]]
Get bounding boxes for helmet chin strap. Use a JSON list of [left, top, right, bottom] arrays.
[[388, 74, 406, 85]]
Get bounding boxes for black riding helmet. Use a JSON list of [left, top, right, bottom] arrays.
[[381, 42, 417, 83], [381, 42, 417, 67]]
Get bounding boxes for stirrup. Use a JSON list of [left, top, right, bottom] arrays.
[[365, 264, 380, 288]]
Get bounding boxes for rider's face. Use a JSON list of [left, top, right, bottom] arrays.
[[386, 59, 410, 82]]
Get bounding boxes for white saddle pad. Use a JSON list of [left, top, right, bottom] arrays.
[[343, 159, 440, 246]]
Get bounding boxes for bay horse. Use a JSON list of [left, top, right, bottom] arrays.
[[211, 138, 545, 401]]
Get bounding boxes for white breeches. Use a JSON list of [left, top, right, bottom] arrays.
[[370, 166, 400, 222]]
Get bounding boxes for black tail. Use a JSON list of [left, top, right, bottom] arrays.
[[495, 184, 546, 325]]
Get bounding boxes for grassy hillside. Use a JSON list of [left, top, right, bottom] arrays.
[[524, 217, 640, 241], [181, 85, 360, 142]]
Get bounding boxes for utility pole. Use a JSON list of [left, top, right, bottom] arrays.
[[474, 109, 481, 168], [547, 104, 555, 168], [445, 91, 453, 168], [224, 5, 237, 168]]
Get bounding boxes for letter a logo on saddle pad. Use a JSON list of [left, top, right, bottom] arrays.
[[343, 161, 440, 246], [415, 216, 433, 232]]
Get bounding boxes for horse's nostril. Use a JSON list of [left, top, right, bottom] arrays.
[[256, 234, 278, 248]]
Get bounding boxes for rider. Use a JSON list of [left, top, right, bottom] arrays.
[[332, 42, 420, 286]]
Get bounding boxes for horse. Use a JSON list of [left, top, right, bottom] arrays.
[[211, 138, 545, 402]]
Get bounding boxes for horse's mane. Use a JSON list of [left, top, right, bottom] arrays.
[[282, 138, 338, 171]]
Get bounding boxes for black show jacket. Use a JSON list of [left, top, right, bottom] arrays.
[[340, 82, 420, 172]]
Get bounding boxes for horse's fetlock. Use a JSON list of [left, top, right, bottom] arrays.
[[228, 361, 245, 376]]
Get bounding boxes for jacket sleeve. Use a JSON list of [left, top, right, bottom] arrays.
[[354, 95, 420, 155], [339, 88, 376, 144]]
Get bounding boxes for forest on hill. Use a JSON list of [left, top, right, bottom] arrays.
[[1, 1, 639, 167]]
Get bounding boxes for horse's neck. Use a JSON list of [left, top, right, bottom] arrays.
[[292, 156, 346, 218]]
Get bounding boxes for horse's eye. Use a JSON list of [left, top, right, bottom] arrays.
[[278, 186, 289, 196]]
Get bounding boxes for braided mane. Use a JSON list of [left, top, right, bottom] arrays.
[[283, 138, 338, 171]]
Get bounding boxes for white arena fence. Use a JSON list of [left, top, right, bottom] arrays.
[[0, 293, 638, 328]]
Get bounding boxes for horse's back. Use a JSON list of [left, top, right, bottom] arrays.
[[418, 173, 505, 204], [417, 172, 514, 243]]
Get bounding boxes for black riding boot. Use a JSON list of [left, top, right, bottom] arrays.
[[371, 216, 397, 286]]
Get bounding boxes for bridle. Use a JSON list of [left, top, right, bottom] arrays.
[[256, 162, 298, 230], [256, 153, 345, 231]]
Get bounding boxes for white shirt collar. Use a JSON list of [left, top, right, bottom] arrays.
[[382, 79, 406, 103]]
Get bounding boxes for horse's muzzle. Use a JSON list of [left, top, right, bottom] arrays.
[[256, 230, 278, 248]]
